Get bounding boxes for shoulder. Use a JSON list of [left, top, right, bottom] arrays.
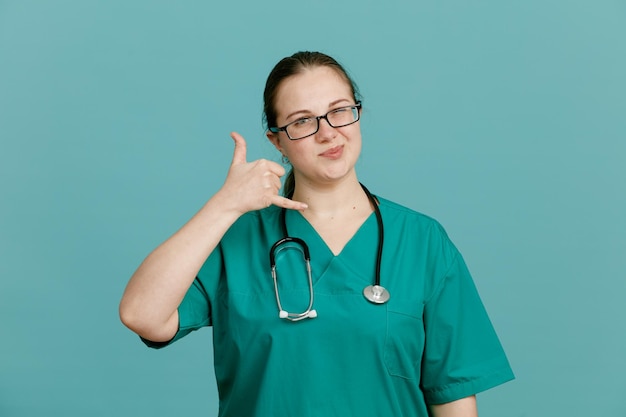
[[377, 196, 449, 237], [376, 195, 460, 263]]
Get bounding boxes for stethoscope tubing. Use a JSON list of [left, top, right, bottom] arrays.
[[360, 184, 384, 288], [269, 237, 316, 321], [271, 183, 389, 321]]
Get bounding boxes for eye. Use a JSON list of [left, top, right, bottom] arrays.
[[331, 107, 349, 115], [293, 117, 313, 126]]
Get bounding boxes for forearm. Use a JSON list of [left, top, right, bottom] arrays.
[[119, 191, 241, 341], [119, 132, 308, 341], [429, 396, 477, 417]]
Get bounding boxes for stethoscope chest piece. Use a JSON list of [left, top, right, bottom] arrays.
[[363, 285, 390, 304]]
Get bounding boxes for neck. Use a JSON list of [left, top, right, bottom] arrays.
[[292, 175, 372, 218]]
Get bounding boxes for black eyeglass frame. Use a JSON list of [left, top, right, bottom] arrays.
[[268, 102, 362, 140]]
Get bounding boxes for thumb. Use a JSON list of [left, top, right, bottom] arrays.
[[230, 131, 247, 165]]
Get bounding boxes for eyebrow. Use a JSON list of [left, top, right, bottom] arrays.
[[285, 99, 351, 121]]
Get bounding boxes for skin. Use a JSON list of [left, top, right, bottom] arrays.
[[267, 66, 372, 255], [268, 66, 362, 191], [430, 396, 478, 417], [119, 64, 479, 416], [119, 133, 307, 342]]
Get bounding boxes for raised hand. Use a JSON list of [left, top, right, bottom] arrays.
[[218, 132, 307, 214], [120, 133, 306, 342]]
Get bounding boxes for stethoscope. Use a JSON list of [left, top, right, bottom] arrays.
[[269, 184, 390, 322]]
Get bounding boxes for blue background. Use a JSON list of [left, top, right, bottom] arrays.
[[1, 1, 625, 416]]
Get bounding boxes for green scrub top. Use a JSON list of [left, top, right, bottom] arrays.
[[143, 196, 514, 416]]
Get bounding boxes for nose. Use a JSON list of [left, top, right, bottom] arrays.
[[316, 116, 337, 141]]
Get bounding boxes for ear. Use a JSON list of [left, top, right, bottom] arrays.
[[266, 130, 284, 154]]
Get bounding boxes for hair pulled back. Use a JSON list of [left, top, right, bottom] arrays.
[[263, 51, 361, 198]]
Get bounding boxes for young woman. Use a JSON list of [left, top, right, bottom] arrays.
[[120, 51, 514, 417]]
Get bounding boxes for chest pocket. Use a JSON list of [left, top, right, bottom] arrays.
[[384, 304, 425, 379]]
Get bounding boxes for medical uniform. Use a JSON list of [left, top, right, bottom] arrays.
[[143, 196, 514, 416]]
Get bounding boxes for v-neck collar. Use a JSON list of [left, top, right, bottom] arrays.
[[283, 209, 379, 285]]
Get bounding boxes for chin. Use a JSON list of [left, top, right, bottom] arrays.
[[321, 166, 357, 183]]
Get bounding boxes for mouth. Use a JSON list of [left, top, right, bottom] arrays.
[[319, 145, 343, 159]]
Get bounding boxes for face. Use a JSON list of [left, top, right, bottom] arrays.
[[267, 66, 362, 188]]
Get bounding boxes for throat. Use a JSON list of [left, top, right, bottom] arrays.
[[291, 181, 376, 255], [302, 206, 373, 256]]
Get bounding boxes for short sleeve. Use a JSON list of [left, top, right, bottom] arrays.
[[141, 245, 222, 349], [420, 243, 514, 404]]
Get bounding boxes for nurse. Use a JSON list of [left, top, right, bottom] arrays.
[[120, 51, 514, 416]]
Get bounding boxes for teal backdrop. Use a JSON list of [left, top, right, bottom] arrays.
[[1, 1, 625, 416]]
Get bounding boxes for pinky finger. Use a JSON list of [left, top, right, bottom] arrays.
[[271, 196, 308, 211]]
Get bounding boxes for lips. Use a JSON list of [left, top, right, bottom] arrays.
[[320, 145, 343, 159]]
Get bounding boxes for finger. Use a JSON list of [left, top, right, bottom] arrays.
[[260, 174, 281, 191], [269, 195, 308, 211], [230, 131, 247, 166], [270, 174, 282, 191], [261, 170, 281, 186], [256, 159, 286, 177]]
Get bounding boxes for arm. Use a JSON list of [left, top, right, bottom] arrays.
[[119, 132, 307, 342], [429, 396, 477, 417]]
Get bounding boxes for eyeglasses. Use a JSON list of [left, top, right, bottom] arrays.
[[269, 102, 362, 140]]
